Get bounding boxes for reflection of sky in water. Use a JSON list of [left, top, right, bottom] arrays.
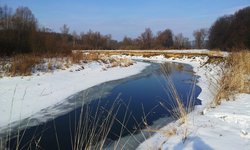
[[6, 61, 202, 150]]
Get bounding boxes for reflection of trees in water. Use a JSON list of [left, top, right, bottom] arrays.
[[175, 63, 184, 71], [160, 62, 185, 76], [161, 63, 173, 75]]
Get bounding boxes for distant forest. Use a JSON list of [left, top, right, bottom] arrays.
[[0, 5, 249, 56]]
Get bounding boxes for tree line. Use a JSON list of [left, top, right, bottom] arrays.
[[0, 5, 249, 56], [209, 6, 250, 50]]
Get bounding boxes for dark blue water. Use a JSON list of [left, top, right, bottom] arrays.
[[7, 62, 201, 150]]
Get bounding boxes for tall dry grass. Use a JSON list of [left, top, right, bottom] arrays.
[[158, 63, 197, 143], [161, 63, 187, 124], [2, 97, 145, 150], [72, 99, 121, 150], [213, 51, 250, 105]]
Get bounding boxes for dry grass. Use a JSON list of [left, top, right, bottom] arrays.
[[153, 61, 201, 146], [0, 51, 136, 77], [160, 63, 188, 124], [109, 58, 134, 68], [145, 127, 177, 138], [72, 100, 120, 150], [71, 51, 84, 64], [208, 50, 225, 57], [213, 51, 250, 105], [158, 62, 198, 144], [71, 97, 146, 150], [79, 50, 224, 59], [10, 54, 42, 76], [83, 53, 100, 61], [1, 52, 87, 76]]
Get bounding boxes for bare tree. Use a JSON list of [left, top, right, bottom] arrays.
[[13, 6, 37, 30], [193, 28, 208, 49], [60, 24, 70, 50], [138, 28, 154, 49], [121, 36, 137, 49], [60, 24, 70, 35], [155, 29, 173, 49], [79, 30, 115, 50], [72, 31, 78, 49], [174, 33, 191, 49], [0, 5, 13, 30]]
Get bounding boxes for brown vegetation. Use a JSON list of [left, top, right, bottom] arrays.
[[0, 52, 136, 76], [10, 54, 41, 76], [71, 52, 84, 64], [82, 50, 224, 59], [213, 51, 250, 105], [161, 63, 188, 124]]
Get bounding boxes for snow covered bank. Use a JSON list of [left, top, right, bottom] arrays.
[[133, 55, 250, 150], [0, 61, 149, 133], [140, 93, 250, 150]]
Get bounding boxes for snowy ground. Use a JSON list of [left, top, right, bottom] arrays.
[[126, 55, 250, 150], [0, 60, 149, 134]]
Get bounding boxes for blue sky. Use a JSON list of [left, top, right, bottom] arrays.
[[1, 0, 250, 41]]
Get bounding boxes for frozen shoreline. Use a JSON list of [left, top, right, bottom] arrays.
[[0, 61, 150, 132]]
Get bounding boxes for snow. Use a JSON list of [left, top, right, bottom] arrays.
[[156, 94, 250, 150], [0, 61, 150, 133]]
